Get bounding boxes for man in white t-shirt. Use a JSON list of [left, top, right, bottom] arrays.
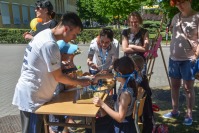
[[12, 12, 91, 133], [87, 28, 119, 75]]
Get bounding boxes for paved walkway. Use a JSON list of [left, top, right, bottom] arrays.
[[0, 44, 171, 132]]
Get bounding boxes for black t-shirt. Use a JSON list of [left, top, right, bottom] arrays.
[[33, 19, 58, 36], [122, 28, 147, 59]]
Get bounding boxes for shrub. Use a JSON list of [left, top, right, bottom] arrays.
[[1, 27, 167, 44], [143, 21, 166, 34], [0, 28, 28, 44], [76, 28, 122, 44]]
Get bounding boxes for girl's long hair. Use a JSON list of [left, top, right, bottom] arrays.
[[113, 56, 137, 96]]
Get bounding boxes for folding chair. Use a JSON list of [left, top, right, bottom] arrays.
[[133, 87, 146, 133]]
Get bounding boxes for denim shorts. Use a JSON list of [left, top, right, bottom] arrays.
[[168, 58, 195, 80]]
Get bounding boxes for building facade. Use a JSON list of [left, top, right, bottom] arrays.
[[0, 0, 77, 29]]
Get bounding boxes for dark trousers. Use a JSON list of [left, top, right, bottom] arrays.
[[20, 110, 44, 133]]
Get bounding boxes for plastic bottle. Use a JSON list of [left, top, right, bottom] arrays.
[[76, 66, 83, 77]]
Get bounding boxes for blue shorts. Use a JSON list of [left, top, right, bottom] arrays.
[[168, 58, 195, 80]]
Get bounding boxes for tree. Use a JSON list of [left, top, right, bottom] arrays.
[[92, 0, 142, 28], [159, 0, 199, 20], [77, 0, 102, 26]]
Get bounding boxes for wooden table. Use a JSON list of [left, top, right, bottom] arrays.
[[35, 88, 108, 133]]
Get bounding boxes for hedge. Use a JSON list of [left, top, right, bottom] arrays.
[[75, 28, 122, 44], [0, 28, 123, 44], [0, 29, 29, 44], [0, 26, 167, 44]]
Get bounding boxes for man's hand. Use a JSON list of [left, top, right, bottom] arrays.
[[76, 78, 91, 87]]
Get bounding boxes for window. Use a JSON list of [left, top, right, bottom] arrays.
[[0, 2, 10, 24], [12, 3, 21, 24], [22, 5, 29, 24], [55, 0, 64, 14], [68, 0, 76, 5], [29, 6, 35, 20]]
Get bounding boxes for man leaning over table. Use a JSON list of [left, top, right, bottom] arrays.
[[12, 12, 91, 133]]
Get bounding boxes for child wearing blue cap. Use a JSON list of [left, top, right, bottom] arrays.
[[49, 40, 80, 133], [58, 40, 80, 75]]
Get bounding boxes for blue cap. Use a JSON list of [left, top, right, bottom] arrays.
[[57, 40, 78, 54]]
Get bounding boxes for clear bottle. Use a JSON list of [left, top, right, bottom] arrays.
[[76, 66, 83, 77]]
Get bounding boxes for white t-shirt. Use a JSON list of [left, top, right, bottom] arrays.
[[88, 38, 119, 71], [12, 29, 61, 112]]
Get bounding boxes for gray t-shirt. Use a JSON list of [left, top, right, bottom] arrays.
[[12, 29, 61, 112], [170, 12, 199, 61], [88, 38, 119, 71]]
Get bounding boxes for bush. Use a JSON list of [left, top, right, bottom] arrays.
[[0, 28, 29, 44], [76, 28, 122, 44], [1, 27, 168, 44], [0, 28, 123, 44], [143, 21, 166, 34]]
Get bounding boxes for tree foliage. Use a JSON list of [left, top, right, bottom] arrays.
[[77, 0, 199, 25], [77, 0, 96, 20], [77, 0, 149, 24], [93, 0, 141, 18], [159, 0, 199, 20]]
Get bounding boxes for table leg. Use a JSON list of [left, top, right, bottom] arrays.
[[91, 117, 96, 133], [43, 115, 49, 133]]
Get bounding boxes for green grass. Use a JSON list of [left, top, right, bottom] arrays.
[[152, 83, 199, 133]]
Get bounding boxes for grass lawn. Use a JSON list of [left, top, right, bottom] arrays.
[[152, 83, 199, 133]]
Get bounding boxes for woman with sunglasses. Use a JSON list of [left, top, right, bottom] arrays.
[[163, 0, 199, 126], [23, 0, 57, 40], [92, 56, 137, 133]]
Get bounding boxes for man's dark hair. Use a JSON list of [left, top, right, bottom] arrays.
[[100, 28, 114, 41], [60, 12, 83, 31]]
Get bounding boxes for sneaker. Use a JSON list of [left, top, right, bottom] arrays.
[[183, 117, 193, 126], [162, 111, 180, 118]]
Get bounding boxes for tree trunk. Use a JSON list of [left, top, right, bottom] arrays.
[[117, 14, 120, 29]]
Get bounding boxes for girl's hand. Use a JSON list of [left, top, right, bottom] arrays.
[[93, 96, 103, 107], [100, 70, 109, 74]]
